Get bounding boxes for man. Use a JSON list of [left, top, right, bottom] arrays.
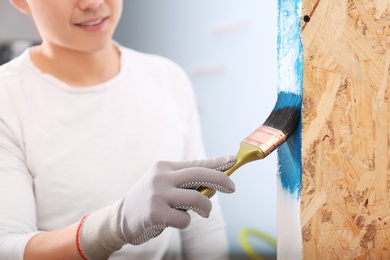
[[0, 0, 235, 259]]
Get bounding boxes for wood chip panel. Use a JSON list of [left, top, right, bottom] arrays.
[[301, 0, 390, 258]]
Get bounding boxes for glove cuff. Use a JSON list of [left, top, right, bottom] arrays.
[[77, 201, 126, 260]]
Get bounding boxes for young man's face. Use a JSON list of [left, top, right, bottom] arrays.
[[14, 0, 123, 53]]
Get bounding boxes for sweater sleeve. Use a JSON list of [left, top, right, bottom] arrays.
[[0, 90, 40, 260]]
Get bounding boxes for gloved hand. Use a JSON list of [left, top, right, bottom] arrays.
[[77, 155, 236, 260]]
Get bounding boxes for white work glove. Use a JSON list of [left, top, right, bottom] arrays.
[[77, 155, 236, 260]]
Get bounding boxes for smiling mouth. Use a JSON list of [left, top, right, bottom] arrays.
[[76, 17, 107, 27]]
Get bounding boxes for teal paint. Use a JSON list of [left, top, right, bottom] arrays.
[[277, 0, 303, 197], [272, 92, 301, 112], [278, 121, 302, 196]]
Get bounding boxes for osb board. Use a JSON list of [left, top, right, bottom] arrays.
[[301, 0, 390, 258]]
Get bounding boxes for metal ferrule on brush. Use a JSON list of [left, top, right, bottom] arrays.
[[243, 126, 287, 156]]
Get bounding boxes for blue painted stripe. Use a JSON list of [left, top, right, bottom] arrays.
[[278, 121, 302, 196], [277, 0, 303, 197], [277, 0, 303, 95]]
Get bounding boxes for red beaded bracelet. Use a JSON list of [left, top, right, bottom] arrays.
[[76, 214, 90, 260]]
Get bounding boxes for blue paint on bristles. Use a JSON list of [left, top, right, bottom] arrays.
[[275, 0, 303, 197]]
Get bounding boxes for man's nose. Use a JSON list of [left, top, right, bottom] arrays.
[[77, 0, 104, 11]]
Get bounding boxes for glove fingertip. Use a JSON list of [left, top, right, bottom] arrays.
[[169, 210, 192, 229]]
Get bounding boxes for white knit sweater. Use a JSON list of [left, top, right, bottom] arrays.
[[0, 45, 229, 259]]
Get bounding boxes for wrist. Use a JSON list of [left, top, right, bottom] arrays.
[[77, 201, 126, 260], [76, 215, 90, 260]]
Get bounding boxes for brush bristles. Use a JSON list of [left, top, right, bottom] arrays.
[[263, 92, 301, 138]]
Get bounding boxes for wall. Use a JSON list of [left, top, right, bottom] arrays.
[[0, 2, 39, 41]]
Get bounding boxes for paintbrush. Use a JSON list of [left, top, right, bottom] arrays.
[[197, 91, 301, 196]]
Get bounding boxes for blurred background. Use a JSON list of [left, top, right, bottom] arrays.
[[0, 1, 278, 259]]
